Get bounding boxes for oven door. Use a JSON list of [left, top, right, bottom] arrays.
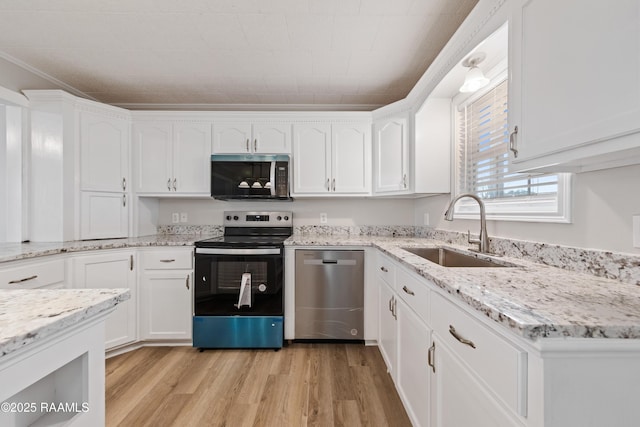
[[194, 247, 283, 316]]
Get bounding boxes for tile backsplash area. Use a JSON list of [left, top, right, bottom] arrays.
[[158, 224, 640, 286]]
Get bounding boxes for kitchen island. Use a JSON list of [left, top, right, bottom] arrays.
[[0, 288, 129, 427]]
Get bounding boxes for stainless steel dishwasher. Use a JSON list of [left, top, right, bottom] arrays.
[[295, 250, 364, 340]]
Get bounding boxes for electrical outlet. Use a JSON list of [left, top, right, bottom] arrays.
[[423, 213, 430, 226], [633, 215, 640, 248], [320, 213, 328, 224], [180, 212, 188, 223], [171, 213, 179, 224]]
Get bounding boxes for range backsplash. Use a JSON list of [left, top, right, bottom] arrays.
[[157, 224, 640, 286]]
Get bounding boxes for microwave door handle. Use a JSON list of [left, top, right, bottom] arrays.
[[269, 161, 276, 196]]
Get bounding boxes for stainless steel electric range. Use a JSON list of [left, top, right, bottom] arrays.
[[193, 211, 292, 349]]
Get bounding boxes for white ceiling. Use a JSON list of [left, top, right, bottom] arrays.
[[0, 0, 478, 110]]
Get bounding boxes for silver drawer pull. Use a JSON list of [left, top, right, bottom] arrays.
[[160, 259, 176, 263], [449, 325, 476, 349], [380, 266, 388, 272], [8, 275, 38, 284], [402, 285, 415, 296], [428, 342, 436, 373]]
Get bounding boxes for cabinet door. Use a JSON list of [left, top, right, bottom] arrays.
[[80, 111, 129, 192], [80, 191, 128, 239], [73, 251, 136, 350], [332, 123, 371, 194], [173, 122, 211, 194], [140, 272, 192, 340], [510, 0, 640, 169], [253, 123, 291, 153], [431, 337, 521, 427], [292, 124, 332, 194], [374, 117, 409, 193], [396, 298, 431, 427], [133, 122, 173, 193], [212, 122, 252, 153], [378, 278, 397, 380]]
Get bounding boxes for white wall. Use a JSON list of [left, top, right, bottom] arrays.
[[415, 164, 640, 254], [159, 197, 416, 227]]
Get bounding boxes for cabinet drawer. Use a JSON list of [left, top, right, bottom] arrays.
[[375, 251, 396, 288], [141, 249, 193, 270], [0, 259, 66, 289], [396, 266, 430, 324], [431, 292, 527, 417]]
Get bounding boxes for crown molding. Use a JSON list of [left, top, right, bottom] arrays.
[[114, 102, 381, 112], [0, 51, 97, 102]]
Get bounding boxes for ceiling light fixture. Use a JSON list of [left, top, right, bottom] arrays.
[[459, 52, 490, 93]]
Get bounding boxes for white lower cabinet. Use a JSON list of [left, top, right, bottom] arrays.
[[72, 250, 136, 350], [0, 257, 67, 290], [378, 277, 397, 378], [139, 248, 193, 341], [396, 297, 431, 427], [430, 337, 520, 427]]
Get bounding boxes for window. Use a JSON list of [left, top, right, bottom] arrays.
[[454, 74, 571, 222]]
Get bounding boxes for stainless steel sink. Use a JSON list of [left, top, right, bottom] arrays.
[[402, 247, 512, 268]]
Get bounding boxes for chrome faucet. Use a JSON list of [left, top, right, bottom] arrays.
[[444, 193, 490, 254]]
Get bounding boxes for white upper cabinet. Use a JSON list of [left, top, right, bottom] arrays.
[[79, 110, 130, 239], [509, 0, 640, 173], [292, 123, 332, 194], [292, 122, 371, 196], [373, 114, 410, 194], [213, 121, 291, 154], [133, 120, 211, 195], [332, 124, 371, 194], [80, 111, 129, 193]]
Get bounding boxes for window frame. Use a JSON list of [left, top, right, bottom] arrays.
[[451, 69, 572, 223]]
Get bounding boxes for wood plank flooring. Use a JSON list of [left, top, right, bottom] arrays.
[[106, 343, 412, 427]]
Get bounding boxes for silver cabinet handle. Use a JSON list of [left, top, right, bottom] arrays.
[[172, 178, 177, 191], [254, 139, 257, 152], [392, 298, 397, 319], [380, 266, 388, 272], [326, 178, 330, 191], [449, 325, 476, 349], [428, 342, 436, 373], [185, 275, 190, 290], [402, 285, 415, 296], [332, 178, 336, 191], [8, 275, 38, 284], [167, 178, 172, 191], [160, 259, 175, 263], [246, 138, 250, 152], [388, 296, 393, 312], [123, 194, 126, 207], [509, 126, 519, 158], [402, 174, 407, 188], [122, 177, 126, 191]]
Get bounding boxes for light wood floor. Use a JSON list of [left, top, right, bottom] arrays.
[[106, 343, 412, 427]]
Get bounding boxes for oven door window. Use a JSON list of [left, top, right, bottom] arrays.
[[195, 254, 283, 316]]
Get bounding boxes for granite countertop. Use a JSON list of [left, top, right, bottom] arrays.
[[3, 232, 640, 343], [0, 288, 130, 358], [286, 234, 640, 341], [0, 234, 218, 264]]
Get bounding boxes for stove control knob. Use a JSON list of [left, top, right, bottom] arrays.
[[284, 216, 289, 221], [226, 215, 231, 221], [277, 216, 282, 221], [233, 215, 239, 221]]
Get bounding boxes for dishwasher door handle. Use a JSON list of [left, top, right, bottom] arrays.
[[303, 259, 358, 266]]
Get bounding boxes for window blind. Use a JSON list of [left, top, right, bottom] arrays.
[[458, 79, 558, 200]]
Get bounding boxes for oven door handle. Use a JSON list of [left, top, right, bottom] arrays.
[[195, 248, 281, 255]]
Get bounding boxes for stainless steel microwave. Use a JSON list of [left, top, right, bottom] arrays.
[[210, 154, 291, 200]]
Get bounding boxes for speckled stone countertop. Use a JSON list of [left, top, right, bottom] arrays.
[[0, 234, 218, 264], [286, 234, 640, 342], [0, 288, 130, 358]]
